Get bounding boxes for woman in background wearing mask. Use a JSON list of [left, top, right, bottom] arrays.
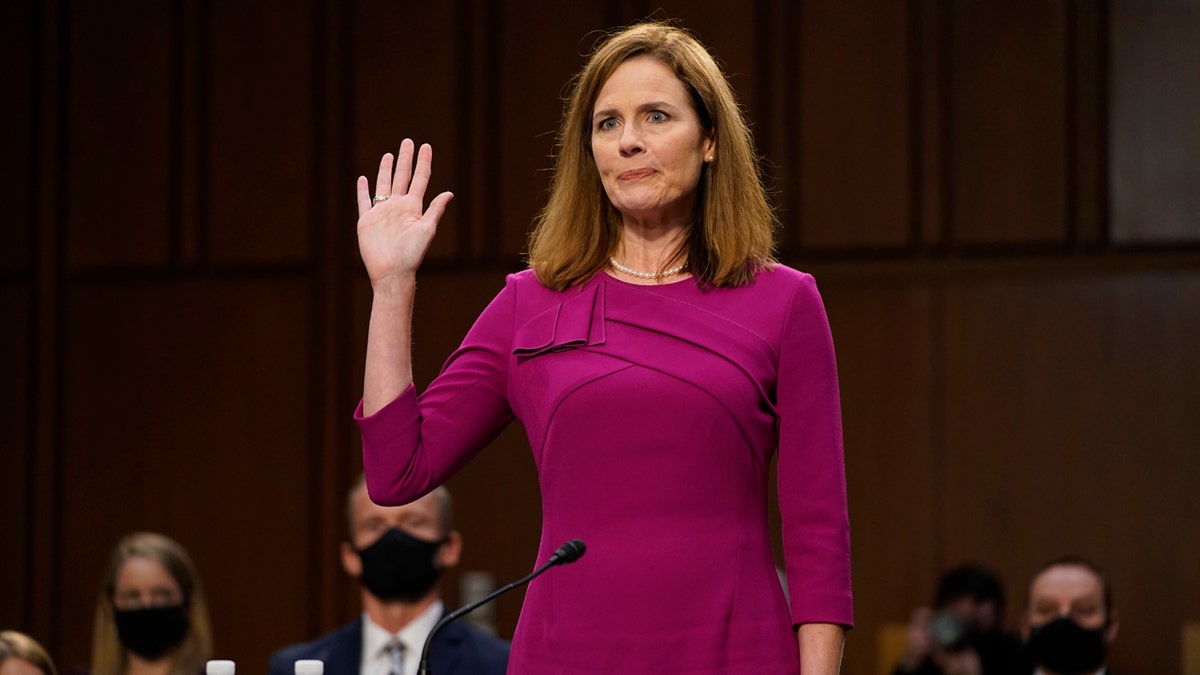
[[88, 532, 213, 675]]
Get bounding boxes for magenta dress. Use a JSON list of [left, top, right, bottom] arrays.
[[356, 266, 853, 674]]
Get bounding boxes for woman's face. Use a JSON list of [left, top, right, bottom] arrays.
[[0, 659, 44, 675], [590, 56, 714, 228], [112, 555, 185, 610]]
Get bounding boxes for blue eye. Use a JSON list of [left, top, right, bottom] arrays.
[[648, 111, 667, 122], [598, 118, 618, 131]]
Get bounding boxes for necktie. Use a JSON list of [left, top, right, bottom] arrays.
[[385, 638, 405, 675]]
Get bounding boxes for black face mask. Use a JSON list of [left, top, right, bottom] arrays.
[[1026, 616, 1108, 674], [113, 604, 190, 660], [356, 528, 446, 602]]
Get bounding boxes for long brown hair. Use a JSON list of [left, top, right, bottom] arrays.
[[91, 532, 213, 675], [529, 21, 777, 290]]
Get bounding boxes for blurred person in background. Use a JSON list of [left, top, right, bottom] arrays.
[[268, 478, 508, 675], [1, 630, 58, 675], [86, 532, 213, 675], [1023, 557, 1119, 675], [894, 564, 1024, 675]]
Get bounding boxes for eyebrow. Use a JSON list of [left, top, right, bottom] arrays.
[[592, 101, 680, 121]]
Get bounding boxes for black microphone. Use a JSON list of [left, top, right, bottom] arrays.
[[416, 539, 586, 675]]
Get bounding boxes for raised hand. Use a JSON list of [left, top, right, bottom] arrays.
[[356, 139, 454, 290]]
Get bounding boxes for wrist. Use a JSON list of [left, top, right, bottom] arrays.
[[370, 273, 417, 300]]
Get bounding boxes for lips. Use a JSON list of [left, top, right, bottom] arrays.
[[618, 168, 655, 181]]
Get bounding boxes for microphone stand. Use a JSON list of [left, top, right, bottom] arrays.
[[416, 539, 586, 675]]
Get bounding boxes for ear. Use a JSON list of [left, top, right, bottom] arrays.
[[438, 531, 463, 570], [1104, 609, 1119, 643], [1019, 612, 1032, 641], [341, 541, 362, 578], [702, 133, 716, 163]]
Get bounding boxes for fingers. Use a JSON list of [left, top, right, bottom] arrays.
[[356, 175, 372, 216], [424, 191, 455, 225], [394, 139, 415, 197], [407, 143, 434, 203], [358, 139, 442, 216], [375, 152, 395, 200]]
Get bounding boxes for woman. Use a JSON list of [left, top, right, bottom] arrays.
[[355, 21, 852, 673], [0, 630, 58, 675], [88, 533, 213, 675]]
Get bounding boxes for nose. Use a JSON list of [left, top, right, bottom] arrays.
[[619, 124, 643, 157]]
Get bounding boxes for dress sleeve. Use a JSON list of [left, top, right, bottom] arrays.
[[354, 276, 518, 505], [776, 273, 854, 628]]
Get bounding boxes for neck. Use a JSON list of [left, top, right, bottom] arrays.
[[614, 227, 689, 275], [125, 654, 175, 675], [363, 589, 439, 634]]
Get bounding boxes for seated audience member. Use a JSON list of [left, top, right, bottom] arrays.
[[1023, 557, 1119, 675], [269, 477, 508, 675], [88, 532, 213, 675], [1, 630, 58, 675], [895, 564, 1024, 675]]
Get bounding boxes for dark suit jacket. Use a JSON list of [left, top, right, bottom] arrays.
[[268, 614, 509, 675]]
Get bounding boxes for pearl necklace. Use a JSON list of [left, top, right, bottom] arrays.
[[609, 257, 688, 280]]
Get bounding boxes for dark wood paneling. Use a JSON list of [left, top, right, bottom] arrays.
[[821, 281, 939, 675], [58, 280, 315, 673], [1, 1, 35, 272], [66, 0, 172, 268], [653, 1, 763, 129], [942, 272, 1200, 674], [948, 1, 1069, 246], [798, 0, 913, 249], [0, 288, 32, 629], [351, 1, 461, 263], [495, 2, 613, 258], [207, 1, 316, 265], [1109, 1, 1200, 243]]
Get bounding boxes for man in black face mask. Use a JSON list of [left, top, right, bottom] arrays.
[[1022, 557, 1119, 675], [269, 477, 509, 675]]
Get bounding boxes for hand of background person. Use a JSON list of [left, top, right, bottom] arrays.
[[356, 138, 454, 290], [897, 606, 936, 670]]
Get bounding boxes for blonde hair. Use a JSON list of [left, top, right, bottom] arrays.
[[90, 533, 213, 675], [0, 630, 58, 675], [529, 20, 777, 290]]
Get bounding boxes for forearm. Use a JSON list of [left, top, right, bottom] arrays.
[[362, 276, 417, 416], [797, 623, 845, 674]]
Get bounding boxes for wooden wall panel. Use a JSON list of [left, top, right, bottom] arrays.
[[66, 0, 172, 268], [798, 0, 913, 249], [495, 2, 614, 258], [651, 1, 763, 127], [948, 1, 1069, 246], [820, 281, 939, 675], [0, 288, 32, 629], [351, 1, 462, 262], [57, 280, 315, 673], [941, 272, 1200, 674], [208, 1, 316, 265], [1, 1, 35, 271], [1109, 1, 1200, 243]]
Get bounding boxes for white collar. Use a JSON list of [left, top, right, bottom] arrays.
[[361, 600, 444, 662]]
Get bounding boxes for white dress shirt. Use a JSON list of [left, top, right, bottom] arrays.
[[360, 601, 444, 675]]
